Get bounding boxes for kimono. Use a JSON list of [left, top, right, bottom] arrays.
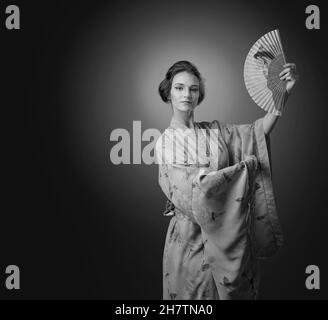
[[155, 117, 283, 300]]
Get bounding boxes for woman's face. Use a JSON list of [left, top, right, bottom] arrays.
[[169, 71, 200, 112]]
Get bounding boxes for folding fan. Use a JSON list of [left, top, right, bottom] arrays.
[[244, 29, 287, 116]]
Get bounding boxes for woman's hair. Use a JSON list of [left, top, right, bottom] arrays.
[[158, 60, 205, 105]]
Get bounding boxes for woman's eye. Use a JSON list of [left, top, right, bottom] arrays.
[[175, 87, 183, 91], [191, 88, 199, 92]]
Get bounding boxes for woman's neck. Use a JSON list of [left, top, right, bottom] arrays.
[[171, 110, 195, 129]]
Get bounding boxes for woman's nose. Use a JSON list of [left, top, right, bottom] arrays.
[[183, 88, 191, 97]]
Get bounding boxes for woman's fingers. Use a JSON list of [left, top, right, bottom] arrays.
[[280, 63, 297, 77], [280, 73, 290, 80], [283, 63, 296, 69], [280, 71, 296, 81], [280, 63, 298, 93], [279, 62, 298, 81], [279, 68, 291, 77]]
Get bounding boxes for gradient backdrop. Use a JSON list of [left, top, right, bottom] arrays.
[[1, 0, 327, 299]]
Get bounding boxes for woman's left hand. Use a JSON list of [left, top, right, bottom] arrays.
[[279, 63, 299, 94]]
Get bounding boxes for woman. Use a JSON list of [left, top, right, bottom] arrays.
[[155, 60, 298, 300]]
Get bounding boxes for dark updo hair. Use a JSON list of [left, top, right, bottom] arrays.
[[158, 60, 205, 105]]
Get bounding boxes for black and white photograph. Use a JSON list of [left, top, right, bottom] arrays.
[[1, 0, 327, 304]]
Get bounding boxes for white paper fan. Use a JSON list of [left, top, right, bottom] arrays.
[[244, 29, 288, 116]]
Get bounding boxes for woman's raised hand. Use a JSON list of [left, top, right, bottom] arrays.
[[279, 63, 299, 94]]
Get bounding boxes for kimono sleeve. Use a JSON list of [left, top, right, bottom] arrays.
[[214, 118, 284, 258]]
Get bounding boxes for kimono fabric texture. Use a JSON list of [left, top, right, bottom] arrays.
[[155, 117, 283, 300]]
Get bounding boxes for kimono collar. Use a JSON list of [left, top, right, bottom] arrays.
[[169, 118, 198, 132]]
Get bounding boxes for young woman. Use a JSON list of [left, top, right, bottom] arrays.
[[155, 60, 298, 299]]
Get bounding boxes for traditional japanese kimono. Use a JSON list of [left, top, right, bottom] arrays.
[[155, 117, 283, 300]]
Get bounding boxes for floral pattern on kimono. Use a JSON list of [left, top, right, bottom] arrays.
[[155, 117, 283, 300]]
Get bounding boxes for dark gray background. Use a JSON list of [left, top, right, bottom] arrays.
[[1, 0, 327, 299]]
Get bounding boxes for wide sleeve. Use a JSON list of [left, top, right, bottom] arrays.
[[215, 117, 283, 258]]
